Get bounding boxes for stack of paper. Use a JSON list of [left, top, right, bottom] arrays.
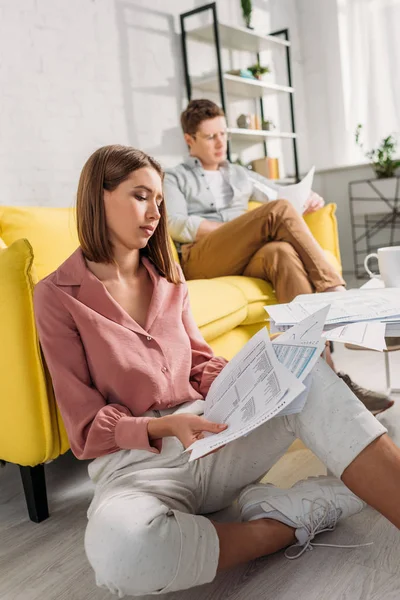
[[187, 307, 328, 461], [266, 288, 400, 351]]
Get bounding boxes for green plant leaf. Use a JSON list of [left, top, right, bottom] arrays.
[[241, 0, 253, 20]]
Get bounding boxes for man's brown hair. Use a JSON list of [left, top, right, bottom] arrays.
[[180, 99, 225, 135], [76, 144, 181, 284]]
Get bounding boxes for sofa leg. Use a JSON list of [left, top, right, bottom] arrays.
[[19, 464, 49, 523]]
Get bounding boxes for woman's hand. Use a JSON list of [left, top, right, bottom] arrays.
[[166, 413, 227, 449]]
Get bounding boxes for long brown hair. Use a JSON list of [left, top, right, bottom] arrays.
[[76, 145, 181, 284]]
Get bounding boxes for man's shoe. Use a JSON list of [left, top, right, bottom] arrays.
[[239, 476, 366, 559], [337, 372, 394, 414], [385, 337, 400, 351]]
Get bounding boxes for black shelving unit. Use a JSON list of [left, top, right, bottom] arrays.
[[179, 2, 300, 181], [349, 175, 400, 278]]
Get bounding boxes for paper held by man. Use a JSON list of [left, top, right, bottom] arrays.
[[186, 307, 328, 461], [252, 166, 315, 214]]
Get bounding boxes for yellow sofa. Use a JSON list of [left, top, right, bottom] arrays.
[[0, 202, 341, 522]]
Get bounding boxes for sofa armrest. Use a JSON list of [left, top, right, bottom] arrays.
[[303, 203, 341, 266]]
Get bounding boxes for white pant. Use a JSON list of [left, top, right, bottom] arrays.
[[84, 359, 386, 597]]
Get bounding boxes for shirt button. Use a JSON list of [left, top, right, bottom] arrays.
[[146, 336, 152, 341], [161, 367, 167, 373]]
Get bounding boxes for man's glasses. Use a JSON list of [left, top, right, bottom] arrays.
[[192, 131, 231, 143]]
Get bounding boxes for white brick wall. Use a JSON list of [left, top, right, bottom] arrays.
[[0, 0, 308, 208], [0, 0, 133, 206]]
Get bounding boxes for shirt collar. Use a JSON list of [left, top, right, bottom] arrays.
[[55, 249, 166, 335], [184, 155, 231, 171]]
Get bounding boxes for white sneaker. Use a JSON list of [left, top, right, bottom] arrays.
[[239, 476, 368, 559]]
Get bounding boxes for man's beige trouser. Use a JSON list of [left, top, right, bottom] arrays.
[[181, 200, 345, 303]]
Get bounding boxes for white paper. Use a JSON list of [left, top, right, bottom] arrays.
[[276, 166, 315, 213], [386, 322, 400, 336], [266, 289, 400, 327], [271, 307, 328, 415], [278, 372, 314, 416], [187, 327, 305, 461], [323, 321, 387, 351], [360, 277, 385, 290], [252, 180, 279, 201], [201, 328, 284, 415], [272, 306, 328, 380], [187, 308, 329, 461], [269, 319, 291, 333]]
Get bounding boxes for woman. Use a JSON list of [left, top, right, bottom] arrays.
[[34, 145, 400, 597]]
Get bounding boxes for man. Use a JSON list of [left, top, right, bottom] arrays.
[[164, 99, 393, 412]]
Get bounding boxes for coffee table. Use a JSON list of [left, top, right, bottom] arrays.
[[359, 277, 400, 394]]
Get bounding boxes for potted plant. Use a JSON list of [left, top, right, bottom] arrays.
[[247, 62, 271, 80], [262, 119, 275, 131], [355, 124, 400, 179], [241, 0, 253, 29]]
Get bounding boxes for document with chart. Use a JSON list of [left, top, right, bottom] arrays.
[[187, 307, 327, 461]]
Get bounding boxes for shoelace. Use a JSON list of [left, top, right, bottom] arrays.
[[284, 498, 373, 560]]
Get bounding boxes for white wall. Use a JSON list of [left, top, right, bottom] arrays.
[[313, 165, 371, 274], [0, 0, 310, 208], [0, 0, 370, 274], [295, 0, 349, 172], [0, 0, 203, 207], [0, 0, 127, 207]]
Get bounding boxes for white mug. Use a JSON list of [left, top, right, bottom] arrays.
[[364, 246, 400, 287]]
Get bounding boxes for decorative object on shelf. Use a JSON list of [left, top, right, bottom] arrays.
[[241, 0, 253, 29], [355, 124, 400, 179], [267, 157, 280, 179], [251, 157, 280, 179], [236, 114, 252, 129], [247, 62, 271, 80], [227, 68, 255, 80], [251, 157, 269, 178], [249, 114, 261, 130], [262, 119, 275, 131]]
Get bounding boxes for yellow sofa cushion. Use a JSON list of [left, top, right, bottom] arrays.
[[0, 206, 79, 281], [169, 236, 180, 263], [0, 239, 67, 465], [187, 279, 248, 342], [215, 276, 277, 325], [303, 203, 341, 267]]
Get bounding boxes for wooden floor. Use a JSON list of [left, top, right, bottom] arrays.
[[1, 344, 400, 600]]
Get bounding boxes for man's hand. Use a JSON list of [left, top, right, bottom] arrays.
[[303, 191, 325, 215]]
